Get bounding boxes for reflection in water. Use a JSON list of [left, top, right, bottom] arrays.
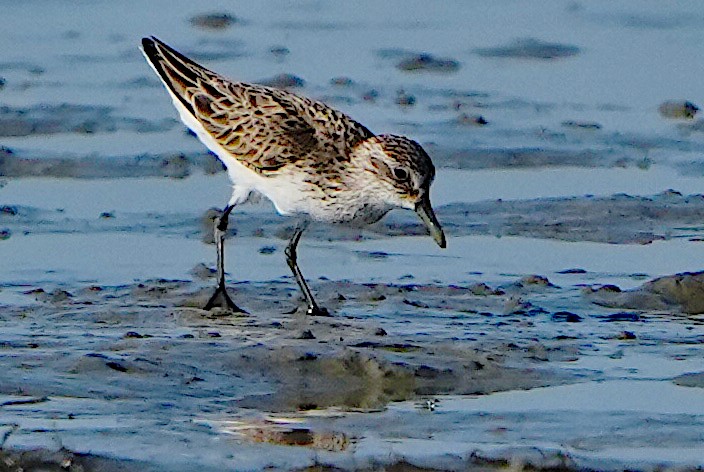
[[205, 415, 351, 451]]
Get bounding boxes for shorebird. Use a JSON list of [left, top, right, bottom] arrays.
[[141, 36, 446, 315]]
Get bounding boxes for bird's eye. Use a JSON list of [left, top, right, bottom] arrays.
[[393, 167, 409, 181]]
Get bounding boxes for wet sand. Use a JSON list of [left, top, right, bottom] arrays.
[[1, 272, 703, 470], [2, 0, 704, 470]]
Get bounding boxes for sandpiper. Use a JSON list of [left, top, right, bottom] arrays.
[[141, 36, 446, 315]]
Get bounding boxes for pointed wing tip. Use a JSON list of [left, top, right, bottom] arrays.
[[139, 36, 181, 80], [140, 36, 162, 59], [139, 36, 216, 127], [138, 36, 192, 114], [140, 37, 155, 62]]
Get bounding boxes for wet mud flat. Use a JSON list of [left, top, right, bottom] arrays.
[[3, 164, 704, 472], [1, 267, 704, 470], [2, 0, 704, 469]]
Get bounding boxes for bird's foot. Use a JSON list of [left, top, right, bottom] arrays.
[[306, 305, 331, 317], [204, 285, 247, 313]]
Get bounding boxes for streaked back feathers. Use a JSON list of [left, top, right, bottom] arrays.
[[141, 36, 373, 174]]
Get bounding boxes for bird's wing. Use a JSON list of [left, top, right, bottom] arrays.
[[141, 36, 373, 173]]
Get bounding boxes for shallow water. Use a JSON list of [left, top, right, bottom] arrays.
[[1, 1, 704, 471]]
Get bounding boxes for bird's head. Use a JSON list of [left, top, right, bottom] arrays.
[[352, 134, 446, 248]]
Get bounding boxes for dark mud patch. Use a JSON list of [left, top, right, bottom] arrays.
[[561, 120, 602, 130], [0, 151, 223, 179], [673, 371, 704, 388], [395, 89, 416, 107], [259, 73, 306, 89], [455, 113, 489, 126], [427, 128, 704, 169], [428, 146, 619, 170], [269, 46, 290, 60], [396, 53, 460, 73], [190, 13, 240, 30], [388, 191, 704, 244], [0, 449, 157, 472], [0, 104, 175, 137], [377, 49, 460, 74], [474, 38, 580, 60], [587, 271, 704, 314], [0, 61, 45, 75]]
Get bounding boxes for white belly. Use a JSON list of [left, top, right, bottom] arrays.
[[172, 96, 310, 215]]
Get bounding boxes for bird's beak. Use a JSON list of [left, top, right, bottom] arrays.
[[415, 196, 446, 248]]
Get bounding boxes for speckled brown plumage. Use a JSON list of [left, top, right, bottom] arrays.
[[142, 37, 373, 177], [141, 36, 445, 315]]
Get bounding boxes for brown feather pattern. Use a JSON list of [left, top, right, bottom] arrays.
[[142, 36, 374, 176]]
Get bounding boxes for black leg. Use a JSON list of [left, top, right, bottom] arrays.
[[284, 222, 329, 316], [204, 204, 246, 313]]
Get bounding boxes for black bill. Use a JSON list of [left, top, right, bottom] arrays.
[[415, 196, 446, 248]]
